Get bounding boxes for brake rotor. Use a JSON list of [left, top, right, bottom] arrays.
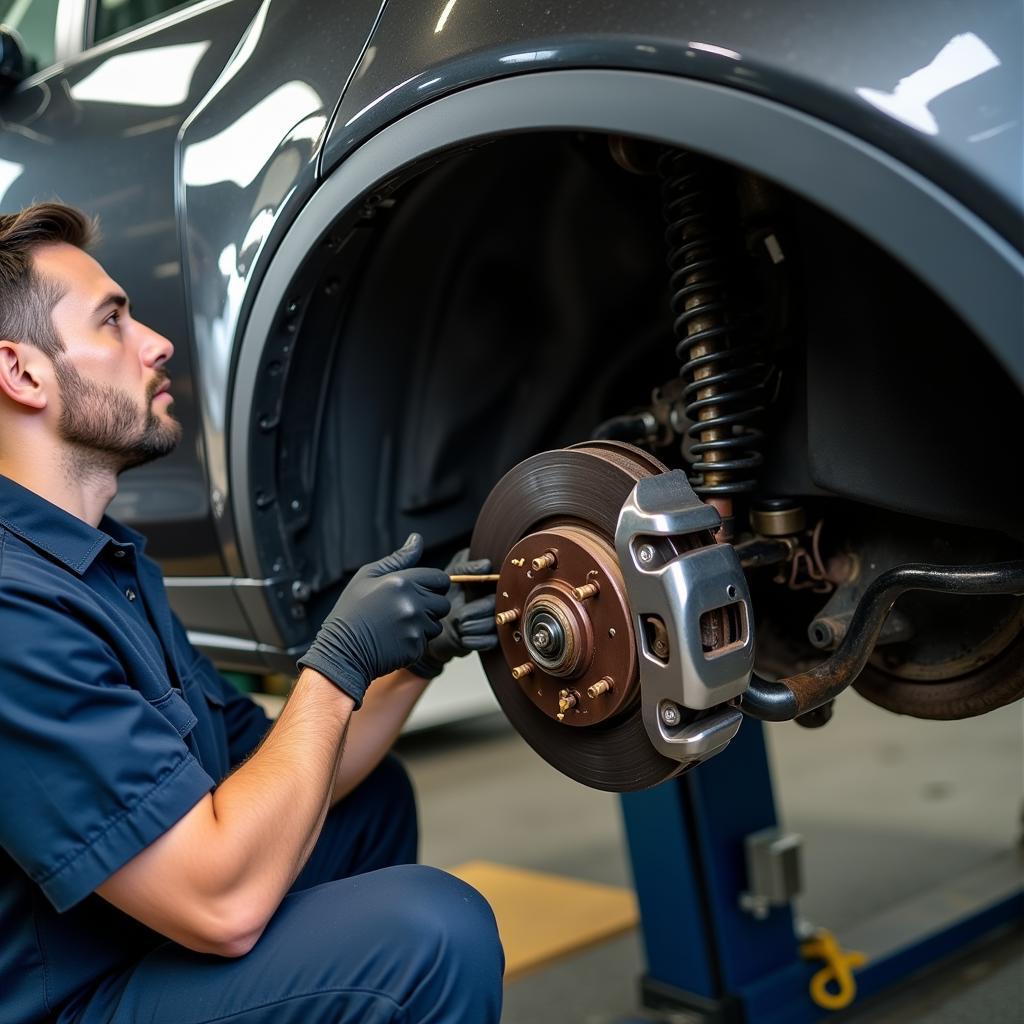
[[470, 441, 698, 791], [854, 599, 1024, 719]]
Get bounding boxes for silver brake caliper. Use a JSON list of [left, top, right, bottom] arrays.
[[614, 470, 754, 766]]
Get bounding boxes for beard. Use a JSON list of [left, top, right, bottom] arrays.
[[53, 357, 182, 476]]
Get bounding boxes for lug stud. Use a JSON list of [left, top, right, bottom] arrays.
[[571, 581, 600, 601], [511, 662, 534, 680], [531, 551, 557, 571], [557, 688, 578, 721], [496, 608, 520, 626], [587, 677, 613, 699]]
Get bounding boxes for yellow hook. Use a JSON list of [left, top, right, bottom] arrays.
[[800, 928, 867, 1011]]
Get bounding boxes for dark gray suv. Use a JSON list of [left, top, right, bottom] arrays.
[[1, 0, 1021, 737]]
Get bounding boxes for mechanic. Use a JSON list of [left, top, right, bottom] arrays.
[[0, 203, 504, 1024]]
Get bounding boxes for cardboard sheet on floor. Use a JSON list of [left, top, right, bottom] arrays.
[[449, 860, 638, 981]]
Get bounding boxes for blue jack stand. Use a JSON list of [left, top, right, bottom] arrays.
[[620, 718, 1024, 1023]]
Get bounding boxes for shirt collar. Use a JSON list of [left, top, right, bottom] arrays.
[[0, 474, 146, 576]]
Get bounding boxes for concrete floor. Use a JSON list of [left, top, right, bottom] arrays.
[[395, 693, 1024, 1023]]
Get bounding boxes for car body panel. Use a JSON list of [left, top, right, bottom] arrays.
[[0, 0, 262, 574], [176, 0, 387, 577], [0, 0, 388, 642], [324, 0, 1023, 247]]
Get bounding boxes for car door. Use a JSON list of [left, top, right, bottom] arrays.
[[0, 0, 260, 574]]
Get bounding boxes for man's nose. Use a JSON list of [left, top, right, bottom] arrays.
[[141, 325, 174, 368]]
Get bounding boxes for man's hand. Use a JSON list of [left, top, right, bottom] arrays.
[[298, 533, 451, 706], [408, 548, 498, 679]]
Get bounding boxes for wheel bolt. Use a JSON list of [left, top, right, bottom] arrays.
[[496, 608, 520, 626], [638, 544, 656, 564], [572, 582, 600, 601], [587, 677, 613, 698], [531, 551, 557, 571], [511, 662, 534, 680], [660, 701, 681, 727]]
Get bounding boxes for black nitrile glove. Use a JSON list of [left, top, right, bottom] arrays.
[[407, 548, 498, 680], [297, 533, 451, 707]]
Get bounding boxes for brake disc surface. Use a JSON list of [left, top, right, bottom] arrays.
[[470, 441, 694, 791]]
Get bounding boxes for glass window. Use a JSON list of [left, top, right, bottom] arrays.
[[0, 0, 61, 71], [94, 0, 189, 45]]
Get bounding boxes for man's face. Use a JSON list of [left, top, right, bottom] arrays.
[[33, 243, 181, 473]]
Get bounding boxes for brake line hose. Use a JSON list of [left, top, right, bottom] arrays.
[[741, 559, 1024, 721]]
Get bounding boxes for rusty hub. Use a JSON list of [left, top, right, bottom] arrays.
[[496, 525, 637, 726]]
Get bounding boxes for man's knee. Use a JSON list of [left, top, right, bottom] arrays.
[[391, 864, 500, 945], [104, 866, 501, 1024], [360, 865, 504, 1017]]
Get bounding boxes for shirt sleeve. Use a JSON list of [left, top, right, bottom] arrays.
[[169, 611, 274, 768], [0, 582, 215, 912]]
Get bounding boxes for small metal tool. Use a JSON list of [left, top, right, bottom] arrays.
[[448, 573, 501, 584]]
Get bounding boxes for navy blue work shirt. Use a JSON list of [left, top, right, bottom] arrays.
[[0, 474, 274, 1024]]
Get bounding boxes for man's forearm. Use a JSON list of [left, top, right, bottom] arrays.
[[212, 667, 353, 907], [330, 668, 429, 805], [97, 666, 355, 956]]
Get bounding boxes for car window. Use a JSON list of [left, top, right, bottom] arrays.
[[0, 0, 60, 71], [93, 0, 191, 45]]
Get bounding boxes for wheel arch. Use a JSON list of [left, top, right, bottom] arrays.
[[228, 67, 1024, 595]]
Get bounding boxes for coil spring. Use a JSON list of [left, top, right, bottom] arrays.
[[659, 149, 767, 495]]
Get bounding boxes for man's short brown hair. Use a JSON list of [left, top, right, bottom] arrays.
[[0, 202, 96, 359]]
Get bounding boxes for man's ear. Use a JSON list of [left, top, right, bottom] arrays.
[[0, 340, 49, 410]]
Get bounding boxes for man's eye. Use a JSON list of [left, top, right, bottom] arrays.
[[105, 311, 120, 326]]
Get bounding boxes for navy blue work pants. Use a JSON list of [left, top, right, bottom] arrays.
[[72, 756, 504, 1023]]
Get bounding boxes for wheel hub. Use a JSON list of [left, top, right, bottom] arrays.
[[497, 525, 638, 726]]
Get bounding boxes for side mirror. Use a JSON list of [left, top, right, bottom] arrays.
[[0, 25, 28, 97]]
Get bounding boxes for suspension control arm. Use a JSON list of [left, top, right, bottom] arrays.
[[742, 560, 1024, 721]]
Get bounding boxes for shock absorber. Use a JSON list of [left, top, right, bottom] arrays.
[[658, 149, 768, 532]]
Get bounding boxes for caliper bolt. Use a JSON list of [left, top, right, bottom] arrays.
[[511, 662, 534, 680], [638, 543, 656, 564], [659, 702, 681, 727], [571, 581, 600, 601], [496, 608, 520, 626], [587, 677, 613, 699], [531, 551, 558, 571]]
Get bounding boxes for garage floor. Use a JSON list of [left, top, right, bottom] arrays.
[[396, 693, 1024, 1023]]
